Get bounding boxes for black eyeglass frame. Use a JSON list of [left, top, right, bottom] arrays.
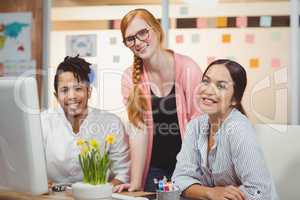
[[123, 28, 151, 47]]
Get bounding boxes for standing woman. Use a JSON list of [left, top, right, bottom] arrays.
[[119, 8, 203, 192]]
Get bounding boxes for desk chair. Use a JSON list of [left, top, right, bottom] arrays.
[[255, 124, 300, 200]]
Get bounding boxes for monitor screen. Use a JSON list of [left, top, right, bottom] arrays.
[[0, 77, 48, 195]]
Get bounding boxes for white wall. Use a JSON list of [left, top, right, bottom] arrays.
[[50, 2, 293, 123]]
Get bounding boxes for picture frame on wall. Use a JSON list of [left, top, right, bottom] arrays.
[[66, 34, 97, 57]]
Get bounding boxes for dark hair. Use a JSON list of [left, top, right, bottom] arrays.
[[54, 55, 91, 93], [203, 59, 247, 115]]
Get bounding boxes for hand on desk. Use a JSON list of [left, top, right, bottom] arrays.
[[113, 183, 141, 193], [207, 186, 246, 200], [48, 181, 53, 189]]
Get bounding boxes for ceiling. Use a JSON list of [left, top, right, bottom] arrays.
[[53, 0, 288, 7]]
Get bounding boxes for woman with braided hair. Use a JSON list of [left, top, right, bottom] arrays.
[[116, 9, 203, 192], [41, 55, 130, 187]]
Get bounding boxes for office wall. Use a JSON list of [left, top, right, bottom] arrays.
[[0, 0, 44, 103], [50, 2, 296, 124]]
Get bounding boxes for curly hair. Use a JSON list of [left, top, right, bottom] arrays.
[[54, 55, 91, 93]]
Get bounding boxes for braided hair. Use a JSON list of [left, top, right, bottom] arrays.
[[126, 55, 148, 128], [120, 9, 165, 128]]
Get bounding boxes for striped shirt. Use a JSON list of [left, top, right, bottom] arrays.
[[172, 109, 279, 200]]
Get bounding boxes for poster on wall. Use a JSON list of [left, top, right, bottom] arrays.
[[2, 60, 36, 76], [66, 34, 97, 57], [0, 12, 32, 62]]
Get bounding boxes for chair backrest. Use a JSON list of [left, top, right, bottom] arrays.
[[255, 124, 300, 200]]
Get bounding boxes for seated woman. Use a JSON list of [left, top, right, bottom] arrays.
[[172, 59, 278, 200], [41, 55, 129, 187]]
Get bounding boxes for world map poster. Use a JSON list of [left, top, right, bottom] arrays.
[[0, 12, 31, 62]]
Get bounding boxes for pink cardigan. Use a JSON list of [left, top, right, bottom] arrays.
[[121, 52, 203, 188]]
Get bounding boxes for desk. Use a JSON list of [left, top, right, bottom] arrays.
[[0, 190, 193, 200], [0, 190, 73, 200], [0, 191, 155, 200]]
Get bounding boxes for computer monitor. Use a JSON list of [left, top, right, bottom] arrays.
[[0, 77, 48, 195]]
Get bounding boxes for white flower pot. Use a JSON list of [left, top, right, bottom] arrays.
[[72, 182, 113, 200]]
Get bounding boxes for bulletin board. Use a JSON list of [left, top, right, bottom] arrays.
[[0, 0, 44, 104], [169, 28, 289, 124]]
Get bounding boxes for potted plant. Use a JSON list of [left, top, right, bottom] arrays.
[[72, 134, 116, 200]]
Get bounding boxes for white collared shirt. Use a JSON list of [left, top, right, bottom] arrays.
[[172, 109, 279, 200], [41, 107, 129, 184]]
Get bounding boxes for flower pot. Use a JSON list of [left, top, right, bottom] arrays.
[[72, 182, 113, 200]]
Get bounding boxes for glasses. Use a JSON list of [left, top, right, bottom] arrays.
[[123, 28, 151, 47]]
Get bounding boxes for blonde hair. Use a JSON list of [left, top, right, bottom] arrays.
[[121, 8, 164, 128]]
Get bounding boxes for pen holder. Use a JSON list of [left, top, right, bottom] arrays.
[[156, 190, 180, 200]]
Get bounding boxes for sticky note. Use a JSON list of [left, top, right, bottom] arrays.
[[250, 58, 259, 69], [197, 18, 208, 28], [271, 32, 281, 41], [170, 18, 177, 29], [113, 55, 120, 63], [207, 56, 216, 65], [222, 34, 231, 43], [176, 35, 184, 43], [109, 37, 117, 45], [260, 16, 272, 27], [236, 16, 247, 28], [207, 18, 216, 28], [191, 34, 200, 43], [245, 34, 255, 44], [271, 58, 281, 68], [216, 17, 227, 27], [113, 20, 121, 29], [0, 35, 6, 49], [180, 6, 189, 15]]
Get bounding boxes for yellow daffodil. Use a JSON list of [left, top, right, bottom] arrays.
[[89, 138, 100, 149], [76, 138, 85, 146], [105, 134, 116, 145], [78, 135, 114, 185]]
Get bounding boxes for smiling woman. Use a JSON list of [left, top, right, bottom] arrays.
[[172, 59, 279, 200], [199, 59, 247, 120], [116, 8, 203, 193]]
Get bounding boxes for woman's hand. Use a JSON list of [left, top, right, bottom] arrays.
[[48, 180, 53, 189], [207, 186, 246, 200], [113, 183, 141, 193], [113, 183, 130, 193]]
